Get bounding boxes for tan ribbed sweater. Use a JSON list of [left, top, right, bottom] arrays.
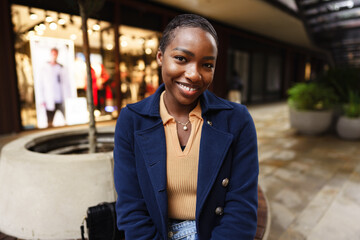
[[159, 92, 203, 220]]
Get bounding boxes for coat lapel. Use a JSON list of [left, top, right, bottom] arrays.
[[134, 121, 168, 227], [196, 122, 233, 218]]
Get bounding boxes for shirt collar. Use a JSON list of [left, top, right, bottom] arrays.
[[159, 91, 202, 125]]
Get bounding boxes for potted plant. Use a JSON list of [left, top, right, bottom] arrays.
[[336, 91, 360, 140], [317, 67, 360, 133], [287, 82, 338, 135]]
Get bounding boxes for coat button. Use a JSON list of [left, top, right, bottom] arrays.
[[222, 178, 229, 187], [168, 231, 174, 238], [215, 207, 224, 216], [207, 120, 212, 126]]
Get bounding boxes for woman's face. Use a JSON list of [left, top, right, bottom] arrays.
[[157, 27, 218, 107]]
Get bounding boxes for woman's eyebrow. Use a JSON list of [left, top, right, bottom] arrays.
[[172, 47, 194, 57], [172, 47, 216, 60]]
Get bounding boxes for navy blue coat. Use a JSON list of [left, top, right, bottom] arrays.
[[114, 84, 259, 240]]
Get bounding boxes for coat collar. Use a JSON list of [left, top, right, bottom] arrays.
[[127, 83, 233, 118]]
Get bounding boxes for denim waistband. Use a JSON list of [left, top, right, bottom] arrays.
[[168, 219, 197, 240]]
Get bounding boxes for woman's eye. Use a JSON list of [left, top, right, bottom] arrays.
[[203, 63, 214, 69], [174, 56, 186, 62]]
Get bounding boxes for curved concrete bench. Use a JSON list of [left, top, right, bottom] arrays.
[[0, 126, 116, 239]]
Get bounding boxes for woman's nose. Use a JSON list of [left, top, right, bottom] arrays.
[[184, 64, 202, 82]]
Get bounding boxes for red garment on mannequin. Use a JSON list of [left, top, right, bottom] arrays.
[[84, 67, 98, 106]]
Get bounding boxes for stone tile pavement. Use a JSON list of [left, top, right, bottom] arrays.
[[248, 102, 360, 240]]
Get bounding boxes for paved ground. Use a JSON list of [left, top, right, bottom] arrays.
[[1, 102, 360, 239], [249, 102, 360, 240]]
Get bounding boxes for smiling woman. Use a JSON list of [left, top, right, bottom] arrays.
[[113, 14, 259, 240]]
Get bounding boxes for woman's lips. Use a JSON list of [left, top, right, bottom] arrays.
[[177, 82, 199, 92]]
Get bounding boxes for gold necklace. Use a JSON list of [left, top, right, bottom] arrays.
[[177, 120, 190, 131]]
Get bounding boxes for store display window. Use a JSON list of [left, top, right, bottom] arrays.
[[11, 4, 160, 130], [118, 26, 160, 108]]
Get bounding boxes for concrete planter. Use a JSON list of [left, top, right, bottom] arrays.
[[0, 126, 116, 239], [336, 116, 360, 140], [289, 107, 333, 135]]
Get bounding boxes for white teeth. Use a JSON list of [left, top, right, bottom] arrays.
[[178, 83, 196, 92]]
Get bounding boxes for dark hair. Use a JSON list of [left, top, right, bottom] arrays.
[[159, 14, 218, 53], [51, 47, 59, 53]]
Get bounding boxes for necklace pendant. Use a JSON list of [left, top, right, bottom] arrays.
[[177, 119, 190, 131]]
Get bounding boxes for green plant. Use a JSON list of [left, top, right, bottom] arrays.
[[343, 91, 360, 118], [318, 67, 360, 104], [287, 82, 339, 111]]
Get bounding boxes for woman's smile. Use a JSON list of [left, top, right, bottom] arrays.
[[176, 82, 201, 98], [177, 82, 198, 92]]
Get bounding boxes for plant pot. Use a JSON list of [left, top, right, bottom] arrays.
[[289, 107, 333, 135], [336, 116, 360, 140], [0, 126, 116, 239]]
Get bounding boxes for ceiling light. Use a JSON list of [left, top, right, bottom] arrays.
[[150, 60, 158, 69], [121, 40, 128, 47], [39, 23, 46, 31], [45, 12, 53, 23], [138, 38, 145, 45], [27, 31, 35, 39], [94, 110, 101, 117], [49, 22, 57, 30], [57, 13, 66, 25], [106, 43, 114, 50], [92, 22, 101, 31], [147, 39, 156, 47], [138, 60, 145, 71], [30, 13, 38, 20], [88, 29, 93, 35], [145, 48, 152, 55], [70, 34, 77, 40], [29, 8, 38, 20]]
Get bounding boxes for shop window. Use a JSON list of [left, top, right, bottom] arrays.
[[266, 54, 282, 92], [227, 50, 249, 104], [251, 53, 265, 102], [11, 4, 160, 130], [118, 25, 160, 108], [265, 53, 282, 100]]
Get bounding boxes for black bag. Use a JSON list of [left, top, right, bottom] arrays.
[[81, 202, 125, 240]]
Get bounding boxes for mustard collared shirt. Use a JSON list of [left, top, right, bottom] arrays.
[[159, 91, 203, 220]]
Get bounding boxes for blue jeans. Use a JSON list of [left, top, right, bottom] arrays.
[[168, 219, 198, 240]]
